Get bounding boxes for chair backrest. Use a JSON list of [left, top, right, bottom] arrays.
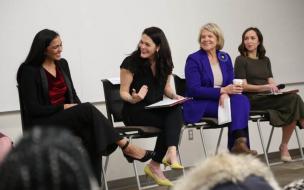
[[101, 79, 124, 127], [173, 74, 227, 127], [17, 85, 31, 131], [173, 74, 186, 96]]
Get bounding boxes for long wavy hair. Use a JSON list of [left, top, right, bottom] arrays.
[[16, 29, 59, 84], [238, 27, 266, 59], [130, 27, 174, 84]]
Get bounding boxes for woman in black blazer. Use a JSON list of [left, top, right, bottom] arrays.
[[16, 29, 152, 185]]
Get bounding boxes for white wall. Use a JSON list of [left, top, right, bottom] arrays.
[[1, 0, 304, 181], [1, 0, 304, 112]]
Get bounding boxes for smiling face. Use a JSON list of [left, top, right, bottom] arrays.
[[243, 30, 260, 54], [200, 29, 217, 52], [45, 36, 62, 61], [139, 34, 159, 60]]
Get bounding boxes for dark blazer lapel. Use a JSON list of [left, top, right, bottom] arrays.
[[39, 67, 50, 104], [57, 62, 73, 102]]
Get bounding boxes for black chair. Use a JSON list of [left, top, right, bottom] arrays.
[[101, 79, 162, 190], [173, 74, 230, 158]]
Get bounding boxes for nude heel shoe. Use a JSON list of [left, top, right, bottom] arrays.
[[279, 145, 292, 162]]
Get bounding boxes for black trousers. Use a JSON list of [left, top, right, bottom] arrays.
[[123, 105, 183, 163], [33, 102, 122, 186]]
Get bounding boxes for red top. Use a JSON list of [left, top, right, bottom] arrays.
[[45, 66, 68, 105]]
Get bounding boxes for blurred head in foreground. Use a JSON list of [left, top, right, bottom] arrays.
[[173, 153, 281, 190], [0, 127, 99, 190]]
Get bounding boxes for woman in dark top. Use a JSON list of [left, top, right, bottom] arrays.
[[234, 27, 304, 162], [16, 29, 152, 185], [120, 27, 184, 187]]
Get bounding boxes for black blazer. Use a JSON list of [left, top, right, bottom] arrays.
[[18, 58, 80, 128]]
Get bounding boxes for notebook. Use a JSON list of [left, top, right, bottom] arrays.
[[217, 97, 232, 125], [145, 97, 191, 109], [257, 89, 299, 96]]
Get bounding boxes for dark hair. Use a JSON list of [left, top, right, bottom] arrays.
[[131, 27, 174, 84], [16, 29, 59, 84], [0, 127, 96, 190], [238, 27, 266, 59]]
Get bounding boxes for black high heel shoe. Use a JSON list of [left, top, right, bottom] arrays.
[[122, 141, 154, 163]]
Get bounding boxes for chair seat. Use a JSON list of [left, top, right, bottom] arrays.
[[249, 110, 269, 122], [185, 117, 229, 130], [202, 117, 230, 128], [250, 110, 268, 116], [115, 126, 161, 138]]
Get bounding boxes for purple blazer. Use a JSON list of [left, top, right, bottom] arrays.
[[183, 49, 234, 123]]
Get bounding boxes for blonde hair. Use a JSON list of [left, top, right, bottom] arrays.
[[198, 23, 224, 50]]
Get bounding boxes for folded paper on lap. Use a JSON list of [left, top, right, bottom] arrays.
[[218, 97, 231, 125], [145, 97, 190, 109]]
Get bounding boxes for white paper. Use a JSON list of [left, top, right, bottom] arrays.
[[145, 97, 188, 109], [217, 97, 232, 125]]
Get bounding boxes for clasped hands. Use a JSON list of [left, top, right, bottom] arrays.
[[219, 84, 243, 107], [64, 103, 77, 110], [221, 84, 243, 95]]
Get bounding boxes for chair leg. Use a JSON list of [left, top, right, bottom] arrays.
[[266, 126, 274, 154], [294, 127, 304, 161], [101, 156, 109, 190], [128, 137, 142, 190], [178, 126, 185, 175], [104, 156, 109, 173], [177, 145, 185, 175], [215, 127, 224, 155], [199, 127, 208, 158], [256, 119, 270, 166], [178, 126, 185, 145]]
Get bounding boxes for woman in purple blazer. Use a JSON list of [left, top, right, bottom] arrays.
[[183, 23, 256, 154]]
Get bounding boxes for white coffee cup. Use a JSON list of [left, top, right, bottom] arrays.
[[233, 79, 243, 86]]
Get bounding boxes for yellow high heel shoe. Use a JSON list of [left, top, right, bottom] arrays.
[[144, 165, 173, 187], [162, 158, 184, 170]]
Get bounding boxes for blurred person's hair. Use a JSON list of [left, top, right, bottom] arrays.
[[0, 127, 99, 190], [173, 153, 281, 190]]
